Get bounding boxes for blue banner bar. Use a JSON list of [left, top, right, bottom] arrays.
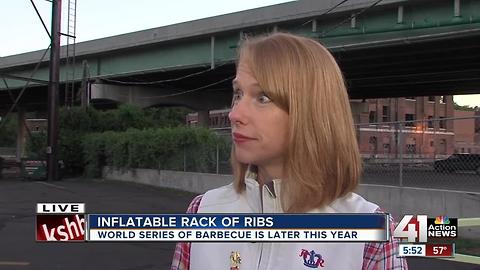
[[88, 214, 387, 229]]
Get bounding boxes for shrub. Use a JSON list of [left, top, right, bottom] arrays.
[[0, 116, 18, 147], [25, 132, 47, 159], [25, 105, 196, 177], [83, 127, 227, 177]]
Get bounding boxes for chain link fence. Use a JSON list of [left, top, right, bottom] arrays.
[[159, 129, 232, 175], [358, 115, 480, 192], [176, 115, 480, 192], [0, 147, 16, 157]]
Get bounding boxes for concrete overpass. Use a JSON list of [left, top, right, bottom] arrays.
[[1, 0, 480, 113]]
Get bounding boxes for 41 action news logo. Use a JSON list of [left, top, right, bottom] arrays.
[[393, 215, 457, 243]]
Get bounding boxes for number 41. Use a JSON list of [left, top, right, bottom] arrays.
[[393, 215, 428, 243]]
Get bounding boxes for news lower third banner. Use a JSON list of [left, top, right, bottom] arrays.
[[86, 214, 389, 242], [35, 203, 389, 242]]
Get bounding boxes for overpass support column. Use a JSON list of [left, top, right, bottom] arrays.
[[197, 110, 210, 128], [397, 6, 404, 24], [210, 36, 215, 69], [16, 109, 25, 162], [454, 0, 460, 17]]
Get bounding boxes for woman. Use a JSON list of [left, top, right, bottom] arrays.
[[171, 32, 408, 270]]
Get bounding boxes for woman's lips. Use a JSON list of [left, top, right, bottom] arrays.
[[232, 132, 255, 143]]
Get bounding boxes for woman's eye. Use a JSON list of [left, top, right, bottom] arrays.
[[232, 89, 243, 105], [258, 93, 272, 104]]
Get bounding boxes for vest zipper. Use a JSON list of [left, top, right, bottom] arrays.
[[257, 185, 274, 270], [257, 184, 264, 270], [257, 244, 264, 270]]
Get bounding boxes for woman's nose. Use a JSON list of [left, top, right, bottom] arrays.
[[229, 99, 248, 126]]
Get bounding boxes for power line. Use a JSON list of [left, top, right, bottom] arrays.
[[99, 62, 230, 85], [321, 0, 350, 16], [0, 77, 34, 139], [30, 0, 51, 39], [1, 77, 16, 103], [322, 0, 384, 36], [296, 0, 350, 29], [138, 75, 235, 99], [0, 45, 51, 130]]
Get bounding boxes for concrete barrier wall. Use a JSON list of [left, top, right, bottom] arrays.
[[358, 184, 480, 218], [103, 167, 232, 194], [103, 167, 480, 219]]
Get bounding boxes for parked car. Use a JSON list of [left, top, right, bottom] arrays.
[[434, 153, 480, 174]]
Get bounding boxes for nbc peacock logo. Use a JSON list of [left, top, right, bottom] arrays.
[[434, 216, 450, 225]]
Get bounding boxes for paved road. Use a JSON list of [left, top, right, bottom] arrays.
[[0, 178, 196, 270], [0, 178, 479, 270]]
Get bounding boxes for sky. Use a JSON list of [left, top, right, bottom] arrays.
[[1, 0, 479, 107]]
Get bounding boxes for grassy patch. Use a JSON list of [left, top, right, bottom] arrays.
[[455, 238, 480, 256]]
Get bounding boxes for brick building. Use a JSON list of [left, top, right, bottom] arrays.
[[476, 111, 480, 148], [353, 96, 455, 159], [454, 110, 480, 154], [187, 96, 457, 159], [186, 109, 231, 134], [25, 119, 47, 133]]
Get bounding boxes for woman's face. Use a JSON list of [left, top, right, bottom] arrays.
[[229, 60, 289, 173]]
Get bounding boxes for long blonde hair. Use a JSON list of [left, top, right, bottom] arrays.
[[231, 32, 361, 213]]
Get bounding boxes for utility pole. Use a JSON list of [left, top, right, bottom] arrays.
[[47, 0, 61, 181], [81, 60, 88, 109]]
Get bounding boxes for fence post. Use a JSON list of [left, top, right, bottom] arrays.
[[433, 119, 437, 161], [183, 146, 186, 172], [216, 142, 219, 174], [398, 122, 404, 187]]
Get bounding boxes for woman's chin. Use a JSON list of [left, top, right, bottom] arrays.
[[234, 154, 256, 165]]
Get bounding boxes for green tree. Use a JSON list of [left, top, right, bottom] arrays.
[[25, 132, 47, 159], [25, 104, 196, 177], [145, 106, 192, 128], [454, 102, 478, 111], [0, 116, 18, 147], [82, 127, 226, 177]]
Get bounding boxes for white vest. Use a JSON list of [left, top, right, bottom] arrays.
[[190, 177, 379, 270]]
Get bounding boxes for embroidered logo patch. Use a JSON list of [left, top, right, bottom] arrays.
[[299, 249, 325, 268], [230, 251, 241, 270]]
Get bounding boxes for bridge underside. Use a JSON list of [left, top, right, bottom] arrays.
[[339, 33, 480, 99], [1, 32, 479, 113]]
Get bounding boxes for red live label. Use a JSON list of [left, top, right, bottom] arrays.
[[425, 244, 454, 257]]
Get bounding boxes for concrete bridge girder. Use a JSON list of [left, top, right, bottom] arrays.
[[90, 83, 232, 111], [2, 0, 480, 111]]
